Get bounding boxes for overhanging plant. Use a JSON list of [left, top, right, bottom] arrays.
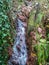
[[0, 0, 13, 65]]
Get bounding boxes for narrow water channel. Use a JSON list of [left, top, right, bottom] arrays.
[[8, 1, 32, 64], [8, 18, 28, 65]]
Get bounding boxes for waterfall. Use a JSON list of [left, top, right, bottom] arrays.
[[8, 18, 28, 65], [8, 1, 32, 64]]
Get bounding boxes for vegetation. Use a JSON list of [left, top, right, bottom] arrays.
[[0, 0, 49, 65], [0, 0, 13, 65], [28, 0, 49, 65]]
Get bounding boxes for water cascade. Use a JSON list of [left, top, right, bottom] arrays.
[[8, 2, 32, 65]]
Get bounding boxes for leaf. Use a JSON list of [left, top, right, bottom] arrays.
[[31, 53, 36, 57], [48, 34, 49, 38], [40, 39, 46, 43], [3, 34, 7, 37], [46, 25, 49, 28], [47, 41, 49, 44], [5, 23, 10, 28], [3, 40, 7, 43], [36, 13, 43, 24], [2, 28, 5, 30]]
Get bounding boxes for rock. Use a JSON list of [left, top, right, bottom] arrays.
[[32, 40, 36, 44], [21, 6, 29, 17], [24, 0, 32, 6], [16, 45, 21, 52], [32, 36, 36, 40], [12, 61, 19, 65], [17, 13, 27, 22], [42, 29, 46, 34], [23, 22, 27, 28], [28, 54, 37, 65], [8, 46, 13, 56], [8, 60, 13, 65], [30, 31, 35, 36], [38, 27, 42, 34], [21, 5, 32, 17]]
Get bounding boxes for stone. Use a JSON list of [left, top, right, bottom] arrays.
[[17, 13, 27, 22], [21, 5, 32, 17], [38, 27, 42, 34], [24, 1, 32, 6], [8, 46, 13, 56]]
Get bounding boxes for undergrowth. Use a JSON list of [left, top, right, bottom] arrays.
[[0, 0, 13, 65]]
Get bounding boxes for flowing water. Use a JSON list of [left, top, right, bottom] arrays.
[[8, 18, 28, 65]]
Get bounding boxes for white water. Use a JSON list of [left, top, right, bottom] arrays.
[[8, 18, 28, 65]]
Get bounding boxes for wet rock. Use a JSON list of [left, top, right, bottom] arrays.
[[8, 60, 13, 65], [17, 13, 27, 22], [12, 61, 19, 65], [22, 22, 27, 28], [16, 45, 21, 52], [21, 5, 32, 17], [21, 6, 29, 17]]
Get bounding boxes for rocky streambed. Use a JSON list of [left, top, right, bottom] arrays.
[[8, 1, 32, 65]]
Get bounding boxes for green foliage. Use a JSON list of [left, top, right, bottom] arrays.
[[18, 0, 23, 2], [35, 39, 49, 65], [0, 0, 13, 65], [35, 12, 43, 27], [47, 34, 49, 38], [28, 11, 35, 33]]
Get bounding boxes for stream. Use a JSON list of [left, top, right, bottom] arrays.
[[8, 1, 33, 65], [8, 18, 28, 65]]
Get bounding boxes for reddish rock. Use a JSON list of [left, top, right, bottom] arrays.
[[41, 34, 46, 38], [38, 27, 42, 34], [22, 7, 29, 17], [42, 29, 46, 34], [17, 13, 27, 22], [41, 29, 46, 38], [23, 22, 27, 28], [8, 46, 12, 56], [27, 6, 32, 12], [21, 5, 32, 17], [30, 31, 35, 36], [32, 35, 36, 40]]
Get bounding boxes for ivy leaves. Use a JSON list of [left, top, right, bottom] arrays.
[[0, 0, 12, 65]]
